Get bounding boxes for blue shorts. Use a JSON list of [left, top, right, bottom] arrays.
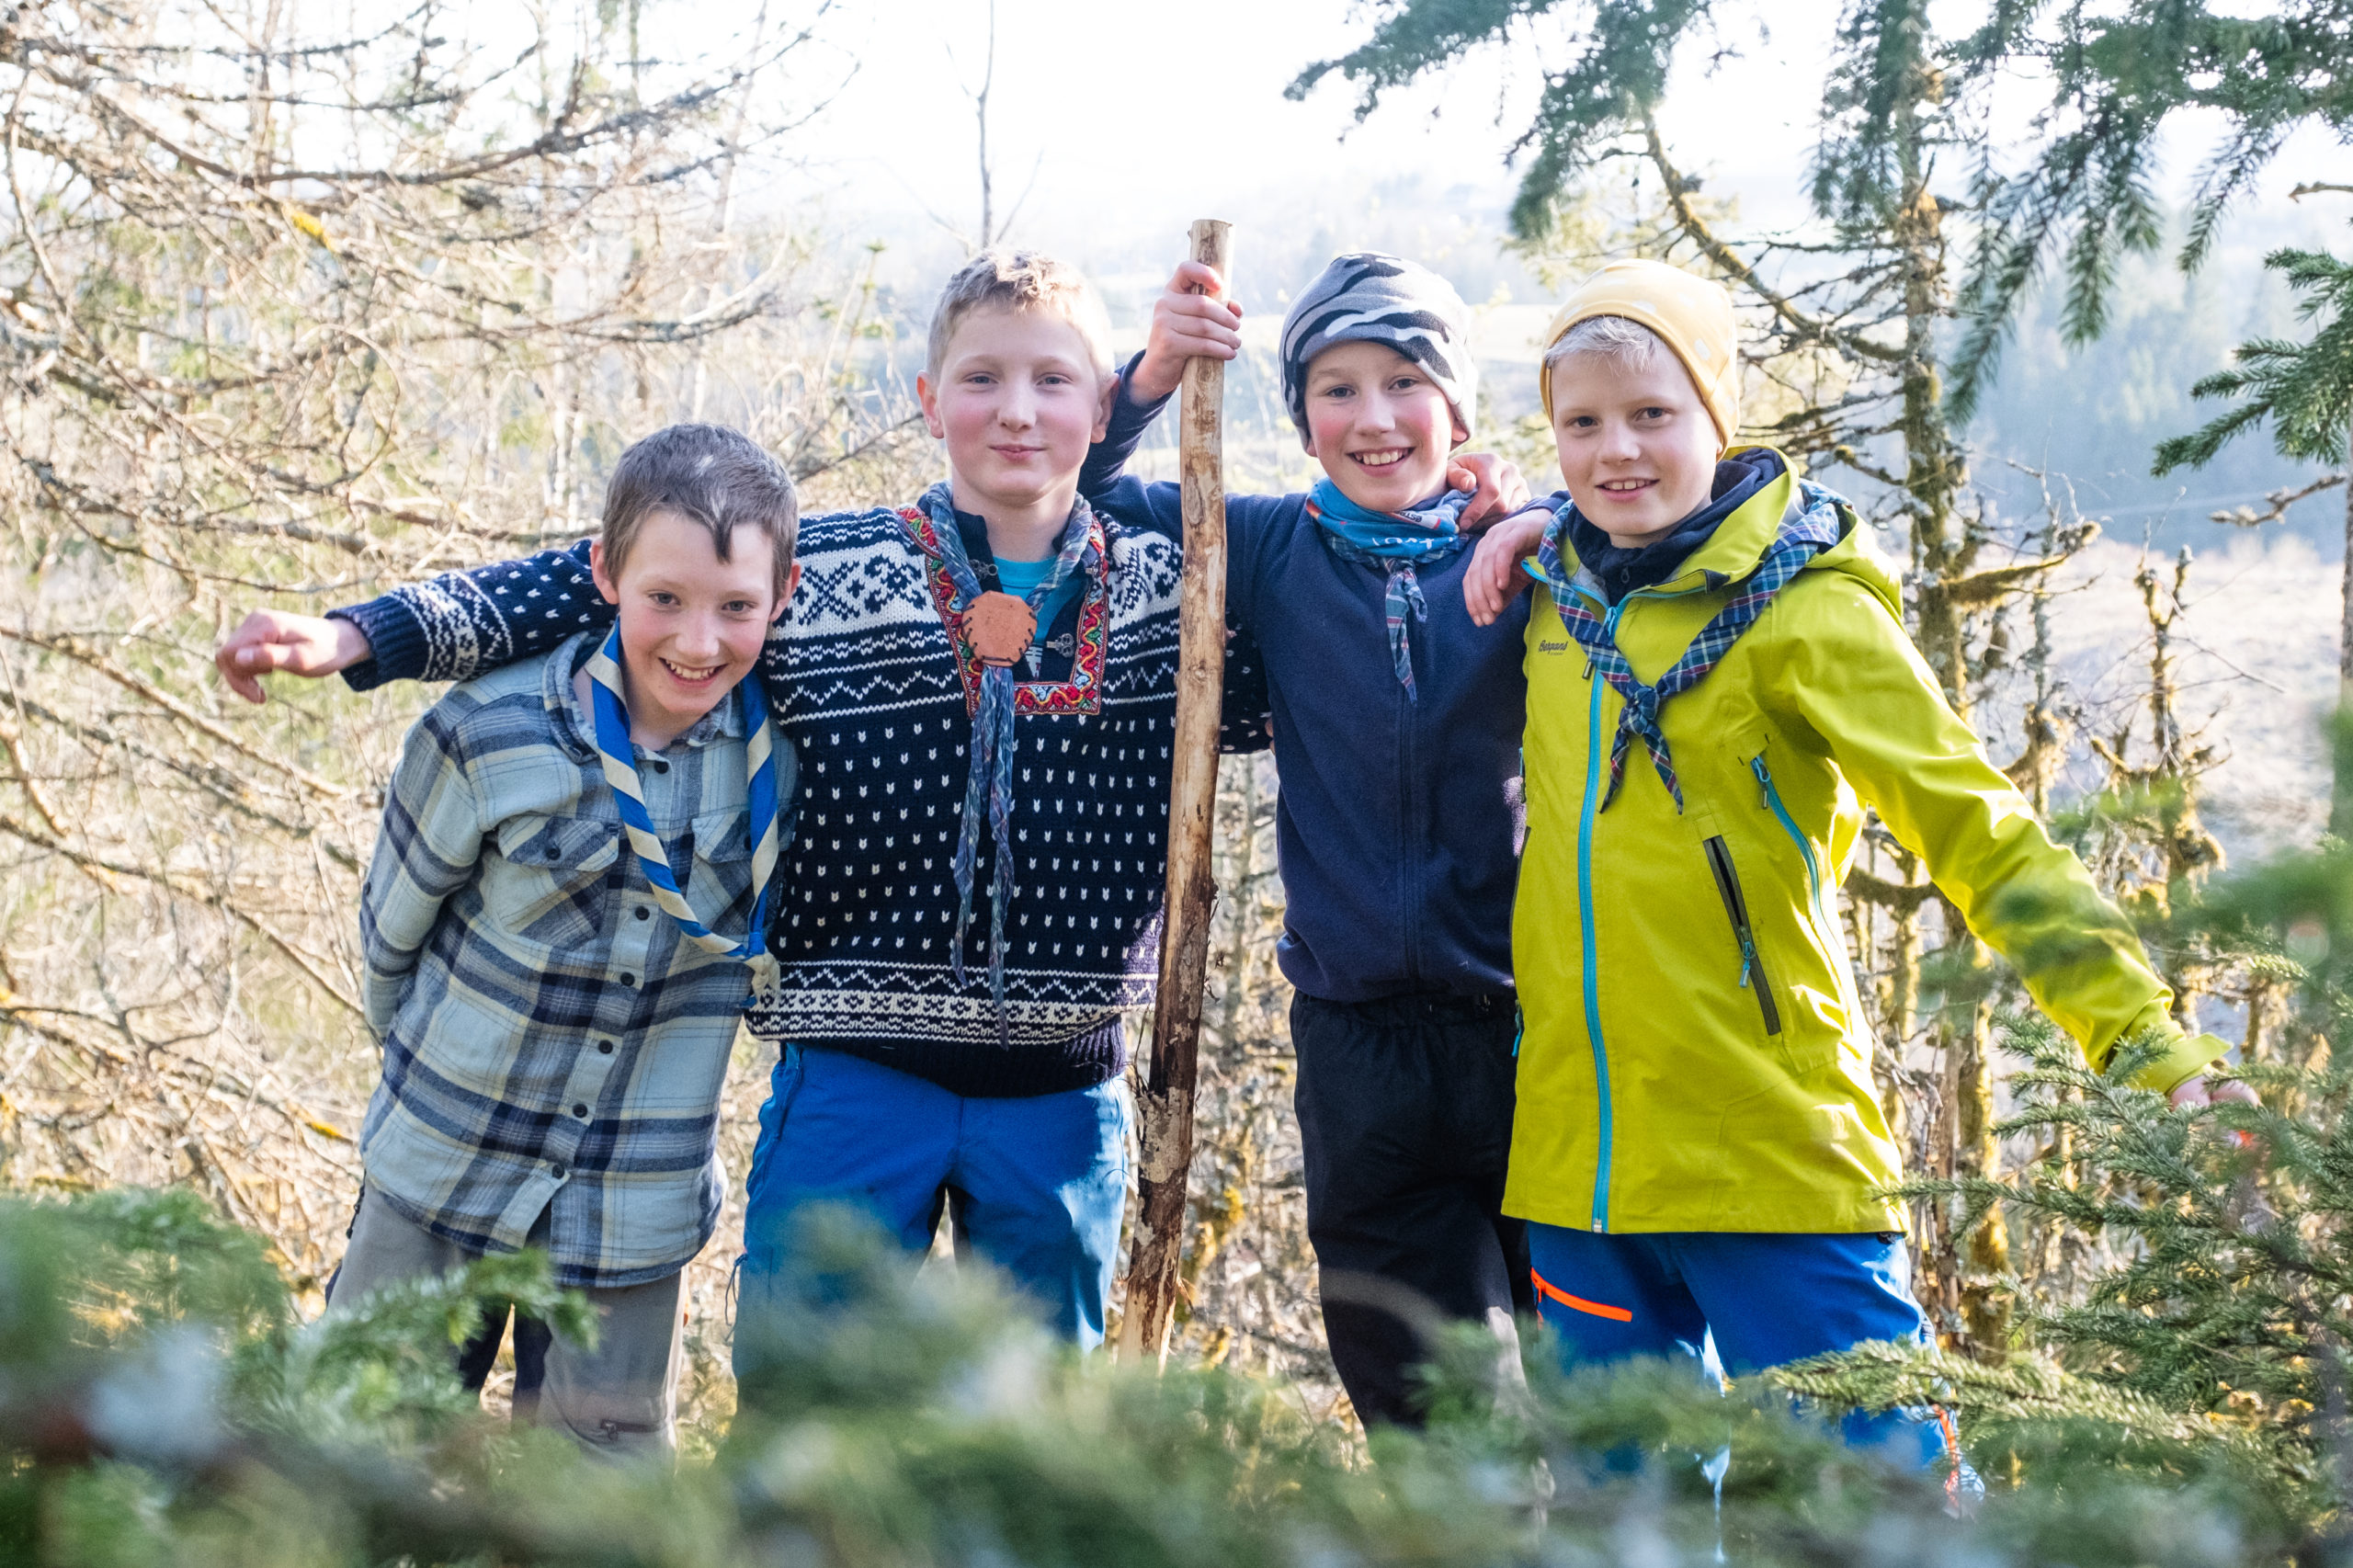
[[1526, 1222, 1949, 1466], [734, 1045, 1130, 1370]]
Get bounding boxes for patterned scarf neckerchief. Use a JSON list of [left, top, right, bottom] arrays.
[[1531, 483, 1846, 812], [1305, 477, 1473, 701], [917, 481, 1102, 1039], [585, 629, 784, 995]]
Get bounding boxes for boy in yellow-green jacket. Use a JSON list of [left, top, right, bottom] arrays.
[[1465, 259, 2252, 1462]]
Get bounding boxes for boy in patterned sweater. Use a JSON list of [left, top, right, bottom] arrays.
[[220, 249, 1527, 1363], [332, 425, 798, 1456]]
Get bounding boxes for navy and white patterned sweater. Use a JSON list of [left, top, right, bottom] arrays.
[[334, 502, 1268, 1097]]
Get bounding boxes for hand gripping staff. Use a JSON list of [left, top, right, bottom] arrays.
[[1117, 219, 1232, 1366], [586, 627, 784, 997]]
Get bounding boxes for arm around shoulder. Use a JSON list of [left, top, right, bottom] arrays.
[[332, 538, 603, 689], [1779, 574, 2220, 1091]]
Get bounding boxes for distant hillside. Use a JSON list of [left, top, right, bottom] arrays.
[[824, 170, 2344, 551], [1963, 211, 2345, 550]]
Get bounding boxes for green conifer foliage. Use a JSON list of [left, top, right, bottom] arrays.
[[1868, 830, 2353, 1548], [4, 1181, 2348, 1566], [1290, 1, 2350, 426], [1923, 1021, 2338, 1429], [2156, 246, 2353, 476], [2153, 233, 2353, 828], [1285, 0, 1716, 243], [1949, 2, 2353, 416]]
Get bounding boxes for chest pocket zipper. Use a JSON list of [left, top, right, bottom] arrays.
[[1702, 835, 1782, 1036]]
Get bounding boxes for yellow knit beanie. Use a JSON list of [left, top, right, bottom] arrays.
[[1540, 259, 1741, 445]]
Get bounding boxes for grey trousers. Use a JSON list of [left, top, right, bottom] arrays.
[[326, 1185, 685, 1458]]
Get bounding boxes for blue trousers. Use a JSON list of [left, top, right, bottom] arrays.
[[735, 1046, 1130, 1370], [1526, 1223, 1949, 1465]]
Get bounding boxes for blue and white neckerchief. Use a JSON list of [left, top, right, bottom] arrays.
[[1305, 477, 1473, 701], [585, 629, 783, 994], [918, 481, 1102, 1039], [1529, 483, 1846, 812]]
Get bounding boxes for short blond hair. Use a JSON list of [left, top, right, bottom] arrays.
[[924, 249, 1115, 380], [1544, 312, 1669, 377]]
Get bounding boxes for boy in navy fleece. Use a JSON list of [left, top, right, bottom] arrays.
[[1086, 254, 1533, 1426]]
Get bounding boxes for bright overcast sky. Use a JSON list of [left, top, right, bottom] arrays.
[[758, 0, 2346, 261], [775, 0, 1816, 241]]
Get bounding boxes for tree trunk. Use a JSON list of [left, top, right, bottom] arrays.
[[2334, 423, 2353, 839], [1117, 219, 1232, 1366], [1888, 71, 2010, 1353]]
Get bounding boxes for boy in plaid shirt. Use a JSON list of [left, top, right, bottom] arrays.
[[331, 424, 799, 1457]]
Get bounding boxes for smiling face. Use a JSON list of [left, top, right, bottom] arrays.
[[1547, 349, 1724, 549], [590, 507, 792, 743], [917, 302, 1114, 523], [1301, 340, 1464, 515]]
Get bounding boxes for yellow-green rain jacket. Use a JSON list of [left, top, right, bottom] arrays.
[[1508, 449, 2220, 1235]]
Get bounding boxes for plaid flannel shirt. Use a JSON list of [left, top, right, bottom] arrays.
[[358, 632, 794, 1288]]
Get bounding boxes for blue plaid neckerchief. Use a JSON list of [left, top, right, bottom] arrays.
[[1531, 483, 1846, 812], [1305, 477, 1473, 701], [917, 482, 1102, 1039], [585, 628, 783, 995]]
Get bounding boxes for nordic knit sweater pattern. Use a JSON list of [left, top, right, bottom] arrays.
[[334, 503, 1269, 1098]]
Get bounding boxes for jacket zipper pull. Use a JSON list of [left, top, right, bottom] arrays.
[[1582, 653, 1595, 679], [1750, 754, 1772, 808], [1737, 933, 1756, 989]]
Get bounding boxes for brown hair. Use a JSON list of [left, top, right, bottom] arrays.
[[924, 249, 1114, 380], [599, 423, 798, 600]]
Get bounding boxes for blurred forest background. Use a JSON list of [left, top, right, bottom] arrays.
[[0, 0, 2349, 1456]]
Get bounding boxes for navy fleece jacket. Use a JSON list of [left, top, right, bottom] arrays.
[[1082, 367, 1528, 1003]]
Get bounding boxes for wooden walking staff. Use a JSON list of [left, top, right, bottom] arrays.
[[1117, 218, 1232, 1365]]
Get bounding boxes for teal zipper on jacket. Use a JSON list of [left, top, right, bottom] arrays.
[[1753, 751, 1869, 1027], [1752, 755, 1820, 906], [1563, 571, 1709, 1233], [1574, 588, 1640, 1233]]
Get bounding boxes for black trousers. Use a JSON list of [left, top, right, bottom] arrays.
[[1291, 990, 1532, 1427]]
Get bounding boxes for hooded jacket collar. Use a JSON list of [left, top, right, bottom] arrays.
[[1566, 449, 1781, 604], [1548, 446, 1897, 619]]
